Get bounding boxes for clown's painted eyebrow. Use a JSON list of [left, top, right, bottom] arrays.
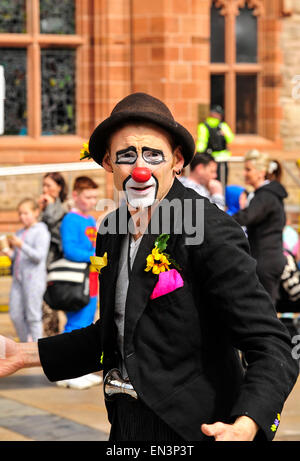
[[115, 146, 138, 164]]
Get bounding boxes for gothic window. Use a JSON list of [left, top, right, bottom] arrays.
[[40, 0, 75, 34], [41, 48, 76, 135], [0, 48, 27, 135], [0, 0, 27, 33], [236, 4, 258, 63], [210, 0, 263, 135], [210, 3, 225, 63], [0, 0, 80, 137]]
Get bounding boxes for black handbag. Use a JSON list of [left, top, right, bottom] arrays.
[[44, 258, 90, 312]]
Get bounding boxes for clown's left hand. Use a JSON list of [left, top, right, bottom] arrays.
[[201, 416, 259, 441]]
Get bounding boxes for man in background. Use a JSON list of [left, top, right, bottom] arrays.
[[179, 152, 225, 210], [196, 105, 234, 185]]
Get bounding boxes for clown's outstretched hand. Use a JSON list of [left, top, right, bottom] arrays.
[[0, 335, 40, 378]]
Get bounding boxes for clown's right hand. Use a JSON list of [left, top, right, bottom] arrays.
[[0, 335, 40, 377]]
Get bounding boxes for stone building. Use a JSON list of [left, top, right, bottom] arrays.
[[0, 0, 300, 232]]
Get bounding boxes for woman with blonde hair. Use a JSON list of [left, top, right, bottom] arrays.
[[233, 149, 287, 304]]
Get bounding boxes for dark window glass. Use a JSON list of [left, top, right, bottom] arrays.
[[236, 6, 257, 63], [0, 48, 27, 135], [0, 0, 26, 33], [41, 48, 76, 135], [236, 75, 257, 134], [211, 74, 225, 112], [40, 0, 75, 34], [210, 3, 225, 63]]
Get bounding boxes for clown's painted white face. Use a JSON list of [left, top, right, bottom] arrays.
[[103, 123, 184, 210]]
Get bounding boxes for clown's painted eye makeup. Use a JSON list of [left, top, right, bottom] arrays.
[[115, 146, 166, 165], [142, 147, 165, 165], [115, 147, 138, 164]]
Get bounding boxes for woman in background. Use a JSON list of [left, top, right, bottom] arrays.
[[38, 172, 69, 336], [2, 199, 50, 342], [233, 150, 287, 305]]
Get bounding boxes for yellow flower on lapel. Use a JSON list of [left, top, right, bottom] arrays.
[[80, 141, 91, 160], [90, 252, 108, 274], [145, 247, 171, 275], [145, 234, 181, 275]]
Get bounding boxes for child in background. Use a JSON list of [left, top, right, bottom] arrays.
[[56, 176, 102, 390], [1, 198, 50, 342], [225, 184, 246, 216]]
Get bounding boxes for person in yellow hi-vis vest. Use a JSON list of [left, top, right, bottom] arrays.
[[196, 105, 234, 186]]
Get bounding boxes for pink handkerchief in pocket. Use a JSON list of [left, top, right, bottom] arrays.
[[150, 269, 184, 300]]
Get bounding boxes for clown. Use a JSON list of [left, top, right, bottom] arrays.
[[0, 93, 297, 442]]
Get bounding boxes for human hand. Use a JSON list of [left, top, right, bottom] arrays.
[[8, 235, 23, 249], [0, 336, 24, 377], [208, 179, 223, 196], [0, 335, 41, 378], [239, 191, 248, 210], [38, 194, 55, 210], [201, 416, 259, 441]]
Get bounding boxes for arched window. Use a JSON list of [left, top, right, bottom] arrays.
[[210, 0, 264, 135], [0, 0, 81, 137]]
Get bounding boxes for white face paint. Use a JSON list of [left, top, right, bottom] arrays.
[[124, 175, 157, 209]]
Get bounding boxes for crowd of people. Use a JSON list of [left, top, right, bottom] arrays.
[[0, 173, 102, 389], [180, 147, 300, 337]]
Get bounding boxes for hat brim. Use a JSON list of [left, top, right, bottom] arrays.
[[89, 111, 195, 167]]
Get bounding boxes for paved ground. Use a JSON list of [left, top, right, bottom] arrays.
[[0, 311, 300, 442], [0, 310, 110, 441]]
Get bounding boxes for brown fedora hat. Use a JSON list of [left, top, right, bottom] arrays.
[[88, 93, 195, 167]]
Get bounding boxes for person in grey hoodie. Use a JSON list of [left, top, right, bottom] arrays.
[[233, 150, 287, 304], [3, 198, 50, 342], [38, 172, 68, 336]]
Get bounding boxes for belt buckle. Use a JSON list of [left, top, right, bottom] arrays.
[[104, 368, 138, 401]]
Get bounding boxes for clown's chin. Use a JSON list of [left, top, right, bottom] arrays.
[[124, 175, 158, 209], [126, 187, 156, 209]]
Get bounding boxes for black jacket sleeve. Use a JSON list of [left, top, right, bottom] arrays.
[[38, 320, 103, 382], [193, 204, 298, 440], [233, 192, 272, 227]]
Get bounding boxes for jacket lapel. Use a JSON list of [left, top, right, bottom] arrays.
[[98, 206, 129, 349], [124, 178, 185, 356]]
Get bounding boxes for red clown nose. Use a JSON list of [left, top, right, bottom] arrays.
[[131, 167, 152, 183]]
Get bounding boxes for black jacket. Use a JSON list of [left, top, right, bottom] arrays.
[[38, 178, 298, 441], [233, 181, 287, 275]]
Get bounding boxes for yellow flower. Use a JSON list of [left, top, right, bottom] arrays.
[[80, 141, 91, 160], [90, 252, 108, 274], [145, 246, 171, 274]]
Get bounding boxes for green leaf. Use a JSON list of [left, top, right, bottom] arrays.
[[168, 257, 181, 271], [155, 233, 170, 252]]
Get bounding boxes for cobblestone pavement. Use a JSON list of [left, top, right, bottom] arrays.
[[0, 368, 110, 441], [0, 311, 299, 441], [0, 311, 110, 441]]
